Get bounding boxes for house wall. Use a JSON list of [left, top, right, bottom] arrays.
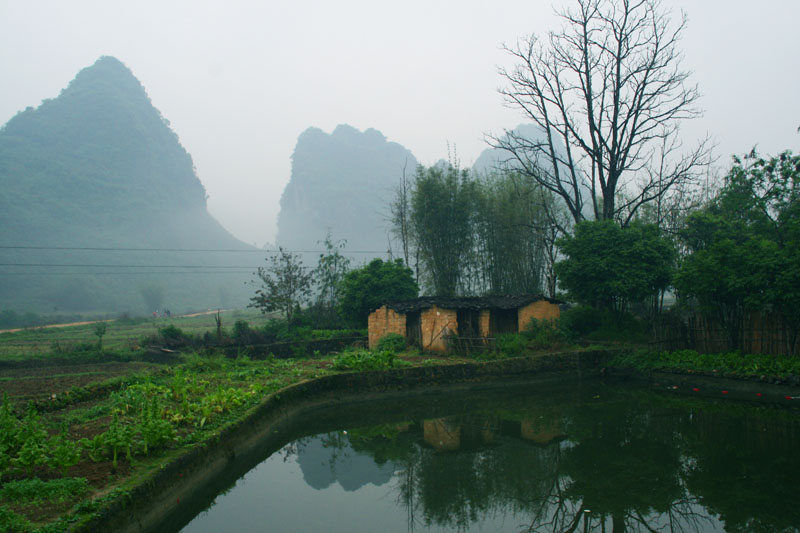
[[421, 305, 458, 352], [367, 306, 406, 349], [518, 300, 560, 332], [479, 309, 491, 337]]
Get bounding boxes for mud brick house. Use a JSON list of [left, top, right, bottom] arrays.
[[368, 295, 561, 353]]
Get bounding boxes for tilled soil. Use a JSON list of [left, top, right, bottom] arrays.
[[0, 362, 158, 400]]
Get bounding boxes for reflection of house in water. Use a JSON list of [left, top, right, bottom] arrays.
[[422, 413, 565, 452], [423, 419, 462, 451], [520, 417, 566, 446], [368, 295, 562, 352]]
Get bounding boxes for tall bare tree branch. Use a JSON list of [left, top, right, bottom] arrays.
[[492, 0, 709, 227]]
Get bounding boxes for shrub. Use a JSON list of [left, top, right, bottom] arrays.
[[376, 333, 406, 353], [156, 325, 195, 348], [232, 319, 250, 337], [559, 305, 603, 339], [0, 506, 31, 532], [495, 333, 527, 356], [332, 349, 408, 371], [522, 318, 565, 349]]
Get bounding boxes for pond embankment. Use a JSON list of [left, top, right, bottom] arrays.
[[75, 348, 800, 532], [76, 349, 611, 532]]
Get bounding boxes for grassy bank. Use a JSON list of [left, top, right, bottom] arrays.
[[610, 349, 800, 384]]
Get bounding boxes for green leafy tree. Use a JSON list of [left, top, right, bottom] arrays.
[[473, 172, 551, 295], [411, 164, 477, 296], [250, 247, 313, 324], [93, 322, 107, 349], [555, 220, 676, 314], [675, 150, 800, 351], [311, 232, 351, 327], [339, 259, 418, 327]]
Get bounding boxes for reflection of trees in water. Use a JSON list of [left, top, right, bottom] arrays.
[[681, 407, 800, 533], [281, 388, 800, 533]]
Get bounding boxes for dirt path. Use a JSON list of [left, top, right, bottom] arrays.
[[0, 309, 225, 334]]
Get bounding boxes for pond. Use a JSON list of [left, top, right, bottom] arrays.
[[173, 379, 800, 532]]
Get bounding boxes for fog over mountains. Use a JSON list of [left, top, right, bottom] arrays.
[[0, 56, 541, 314], [276, 124, 418, 258], [0, 57, 253, 313]]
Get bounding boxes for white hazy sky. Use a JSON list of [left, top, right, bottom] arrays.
[[1, 0, 799, 246]]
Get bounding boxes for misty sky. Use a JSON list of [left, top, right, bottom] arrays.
[[1, 0, 799, 247]]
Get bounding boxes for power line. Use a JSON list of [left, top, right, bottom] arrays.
[[0, 263, 261, 269], [0, 271, 255, 276], [0, 245, 389, 254]]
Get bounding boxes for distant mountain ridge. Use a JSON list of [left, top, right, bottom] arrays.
[[0, 56, 253, 313], [276, 124, 418, 257]]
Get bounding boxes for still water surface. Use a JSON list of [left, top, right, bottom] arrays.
[[180, 380, 800, 532]]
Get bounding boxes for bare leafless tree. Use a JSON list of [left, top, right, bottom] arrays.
[[493, 0, 710, 227]]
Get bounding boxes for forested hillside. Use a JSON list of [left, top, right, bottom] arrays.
[[0, 56, 254, 314], [276, 124, 418, 259]]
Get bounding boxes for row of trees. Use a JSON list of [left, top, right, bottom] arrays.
[[383, 0, 798, 355], [250, 0, 797, 356], [249, 234, 418, 327], [390, 164, 558, 297]]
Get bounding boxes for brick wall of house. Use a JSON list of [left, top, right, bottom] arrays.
[[367, 306, 407, 349], [518, 300, 560, 332], [420, 305, 458, 352], [479, 309, 491, 337], [423, 419, 461, 451]]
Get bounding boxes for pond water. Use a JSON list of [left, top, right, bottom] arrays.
[[176, 380, 800, 532]]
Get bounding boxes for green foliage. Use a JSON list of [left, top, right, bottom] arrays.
[[473, 172, 552, 295], [339, 258, 418, 327], [1, 477, 89, 504], [156, 325, 193, 348], [249, 247, 313, 324], [0, 505, 32, 532], [310, 231, 351, 328], [675, 150, 800, 351], [376, 333, 406, 353], [610, 349, 800, 377], [522, 318, 565, 349], [48, 433, 82, 476], [557, 305, 603, 340], [410, 164, 477, 295], [232, 319, 252, 342], [93, 322, 108, 349], [556, 220, 676, 313], [332, 349, 409, 371], [495, 333, 527, 357]]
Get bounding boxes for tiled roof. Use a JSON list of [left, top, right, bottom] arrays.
[[382, 294, 561, 314]]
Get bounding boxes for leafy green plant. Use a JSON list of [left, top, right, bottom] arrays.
[[332, 349, 407, 371], [495, 333, 527, 357], [137, 396, 175, 455], [1, 477, 89, 503], [0, 505, 31, 532], [14, 405, 49, 475], [376, 333, 406, 353], [80, 433, 106, 462], [522, 318, 565, 349], [47, 433, 82, 476], [104, 413, 134, 470]]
